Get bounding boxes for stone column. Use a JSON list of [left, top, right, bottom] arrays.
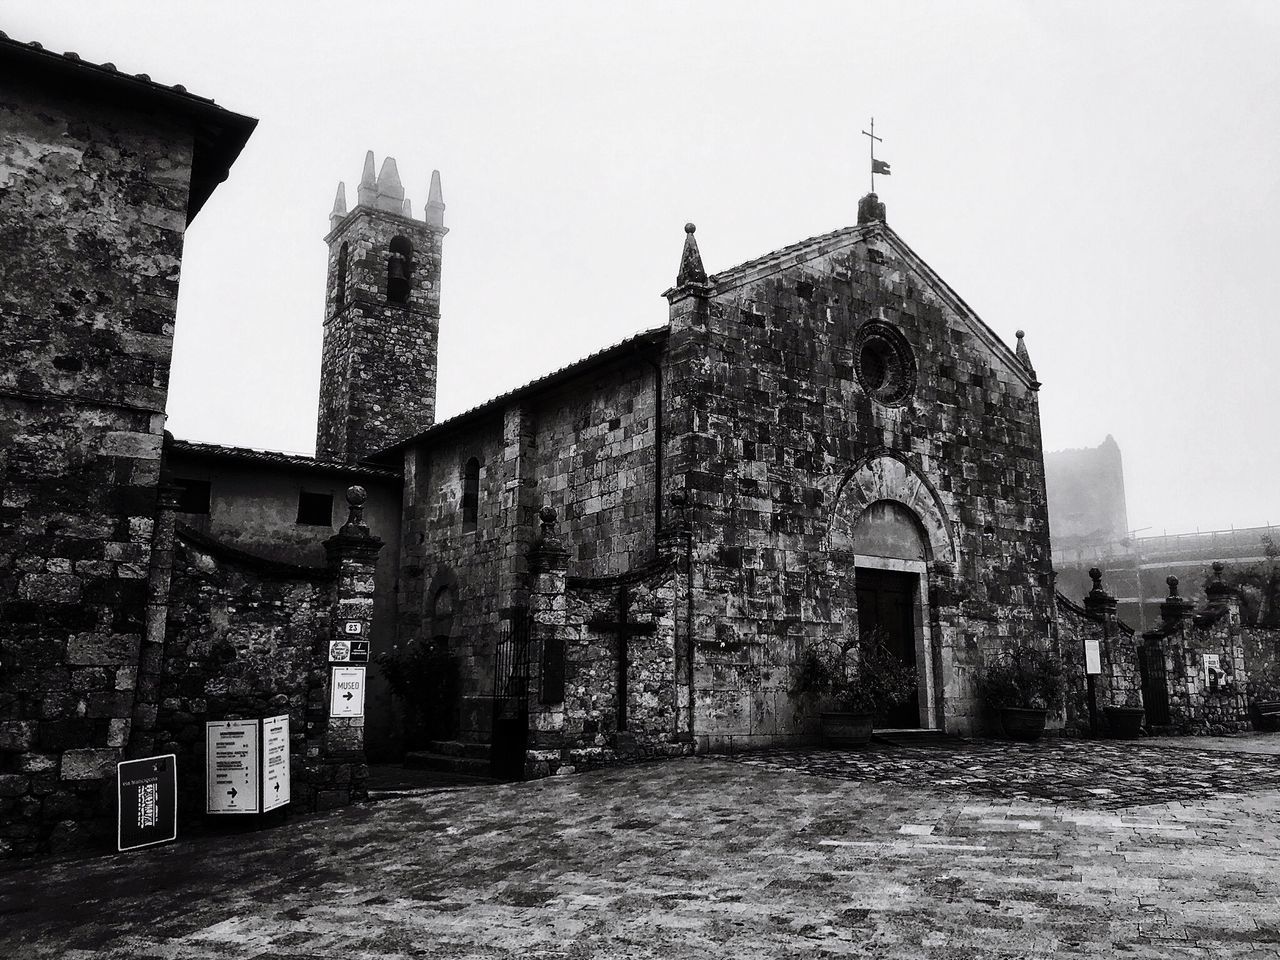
[[311, 486, 384, 811], [1082, 567, 1119, 734], [527, 507, 570, 772]]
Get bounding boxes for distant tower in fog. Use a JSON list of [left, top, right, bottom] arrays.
[[316, 151, 447, 462]]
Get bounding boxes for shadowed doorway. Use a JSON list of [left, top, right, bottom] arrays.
[[856, 567, 918, 728]]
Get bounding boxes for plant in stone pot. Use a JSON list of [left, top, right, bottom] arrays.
[[979, 643, 1064, 743], [794, 628, 917, 747], [1103, 690, 1145, 740]]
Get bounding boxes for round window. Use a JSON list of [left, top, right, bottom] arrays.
[[854, 321, 916, 406]]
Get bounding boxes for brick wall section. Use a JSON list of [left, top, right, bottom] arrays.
[[317, 207, 443, 462], [0, 79, 193, 856], [663, 225, 1055, 742]]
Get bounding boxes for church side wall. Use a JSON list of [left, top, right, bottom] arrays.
[[0, 81, 193, 856], [396, 360, 659, 748], [667, 237, 1055, 746]]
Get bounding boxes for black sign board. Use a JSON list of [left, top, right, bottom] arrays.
[[348, 639, 370, 663], [117, 754, 177, 852]]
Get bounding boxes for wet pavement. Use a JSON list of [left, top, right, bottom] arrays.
[[3, 736, 1280, 958]]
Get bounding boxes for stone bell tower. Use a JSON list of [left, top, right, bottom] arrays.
[[316, 151, 447, 462]]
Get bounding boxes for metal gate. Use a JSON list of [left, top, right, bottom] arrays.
[[1139, 640, 1171, 727], [489, 607, 531, 781]]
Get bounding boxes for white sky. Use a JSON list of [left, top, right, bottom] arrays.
[[6, 0, 1279, 536]]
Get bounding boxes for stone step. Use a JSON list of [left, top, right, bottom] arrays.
[[404, 751, 493, 776], [873, 728, 967, 748], [424, 739, 492, 760]]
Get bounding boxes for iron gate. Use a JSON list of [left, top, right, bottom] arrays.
[[489, 607, 531, 780], [1139, 640, 1171, 727]]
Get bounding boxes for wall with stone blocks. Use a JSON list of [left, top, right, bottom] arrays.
[[155, 531, 333, 819], [0, 78, 193, 856], [1148, 604, 1250, 734], [665, 227, 1055, 742], [1055, 591, 1142, 735]]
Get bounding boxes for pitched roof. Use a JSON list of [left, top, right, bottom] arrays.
[[373, 324, 669, 461], [0, 32, 257, 222], [167, 438, 401, 482], [704, 221, 1035, 389]]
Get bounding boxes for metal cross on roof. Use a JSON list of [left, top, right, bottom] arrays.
[[862, 117, 891, 193]]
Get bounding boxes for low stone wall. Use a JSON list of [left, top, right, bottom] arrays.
[[1056, 585, 1142, 736]]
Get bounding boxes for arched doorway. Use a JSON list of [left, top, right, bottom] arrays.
[[851, 500, 932, 728]]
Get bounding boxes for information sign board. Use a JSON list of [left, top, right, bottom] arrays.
[[1203, 653, 1222, 684], [329, 639, 351, 662], [261, 714, 291, 812], [117, 754, 177, 852], [330, 666, 366, 718], [1084, 638, 1102, 675], [206, 720, 260, 814], [348, 639, 370, 663]]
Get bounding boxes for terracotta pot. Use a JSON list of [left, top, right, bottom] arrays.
[[821, 711, 874, 747], [1104, 705, 1145, 739], [1000, 707, 1048, 742]]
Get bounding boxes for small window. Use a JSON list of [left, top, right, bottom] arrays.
[[297, 491, 334, 527], [462, 457, 480, 532], [173, 478, 211, 515]]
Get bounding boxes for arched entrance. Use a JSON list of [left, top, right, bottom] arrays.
[[851, 500, 931, 728], [825, 453, 959, 731]]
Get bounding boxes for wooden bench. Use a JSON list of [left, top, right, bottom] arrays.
[[1250, 701, 1280, 731]]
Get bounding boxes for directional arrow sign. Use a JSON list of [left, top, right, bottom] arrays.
[[261, 715, 290, 812], [206, 720, 260, 814], [329, 666, 366, 718]]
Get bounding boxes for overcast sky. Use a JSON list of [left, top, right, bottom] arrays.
[[6, 1, 1279, 536]]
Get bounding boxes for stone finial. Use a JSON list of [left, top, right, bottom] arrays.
[[357, 150, 378, 206], [539, 505, 557, 538], [857, 192, 886, 225], [1166, 575, 1180, 598], [330, 182, 348, 229], [675, 223, 708, 287], [531, 505, 568, 571], [1015, 329, 1036, 376], [1212, 560, 1225, 582], [375, 156, 405, 212], [1089, 567, 1103, 592], [1206, 560, 1239, 603], [339, 485, 370, 537], [426, 170, 446, 229]]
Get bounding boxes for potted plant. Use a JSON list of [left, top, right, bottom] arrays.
[[1103, 693, 1145, 739], [978, 644, 1064, 742], [793, 628, 917, 746]]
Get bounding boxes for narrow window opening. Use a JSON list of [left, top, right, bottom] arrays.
[[387, 235, 413, 304], [462, 456, 480, 532], [334, 241, 349, 312], [297, 490, 334, 526], [173, 478, 211, 515]]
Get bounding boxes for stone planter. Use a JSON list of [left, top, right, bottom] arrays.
[[821, 711, 874, 747], [1104, 706, 1145, 739], [1000, 707, 1048, 742]]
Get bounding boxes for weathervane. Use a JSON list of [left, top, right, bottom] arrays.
[[862, 117, 891, 193]]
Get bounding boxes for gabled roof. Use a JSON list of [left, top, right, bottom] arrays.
[[372, 325, 669, 462], [0, 32, 257, 222], [704, 220, 1036, 390], [168, 438, 401, 482]]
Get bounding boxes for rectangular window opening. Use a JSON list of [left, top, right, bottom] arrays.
[[173, 478, 211, 515], [297, 490, 334, 527]]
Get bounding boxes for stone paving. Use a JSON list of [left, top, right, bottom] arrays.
[[726, 736, 1280, 808], [2, 738, 1280, 958]]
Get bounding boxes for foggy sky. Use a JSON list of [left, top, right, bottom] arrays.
[[5, 0, 1278, 536]]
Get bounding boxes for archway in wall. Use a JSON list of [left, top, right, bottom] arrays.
[[851, 500, 932, 729]]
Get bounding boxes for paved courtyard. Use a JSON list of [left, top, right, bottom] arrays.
[[4, 736, 1280, 958]]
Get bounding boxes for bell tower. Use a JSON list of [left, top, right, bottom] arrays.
[[316, 151, 447, 462]]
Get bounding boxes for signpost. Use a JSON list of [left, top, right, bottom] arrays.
[[261, 715, 291, 813], [206, 720, 260, 814], [117, 754, 177, 852], [330, 666, 366, 718], [1084, 638, 1102, 676]]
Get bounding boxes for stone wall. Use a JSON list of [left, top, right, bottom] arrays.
[[0, 75, 193, 856], [154, 529, 332, 819], [663, 221, 1055, 742], [1055, 582, 1142, 736]]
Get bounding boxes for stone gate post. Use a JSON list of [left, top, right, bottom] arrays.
[[526, 507, 570, 775], [312, 486, 384, 810]]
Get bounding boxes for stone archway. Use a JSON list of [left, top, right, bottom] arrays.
[[825, 454, 958, 730]]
